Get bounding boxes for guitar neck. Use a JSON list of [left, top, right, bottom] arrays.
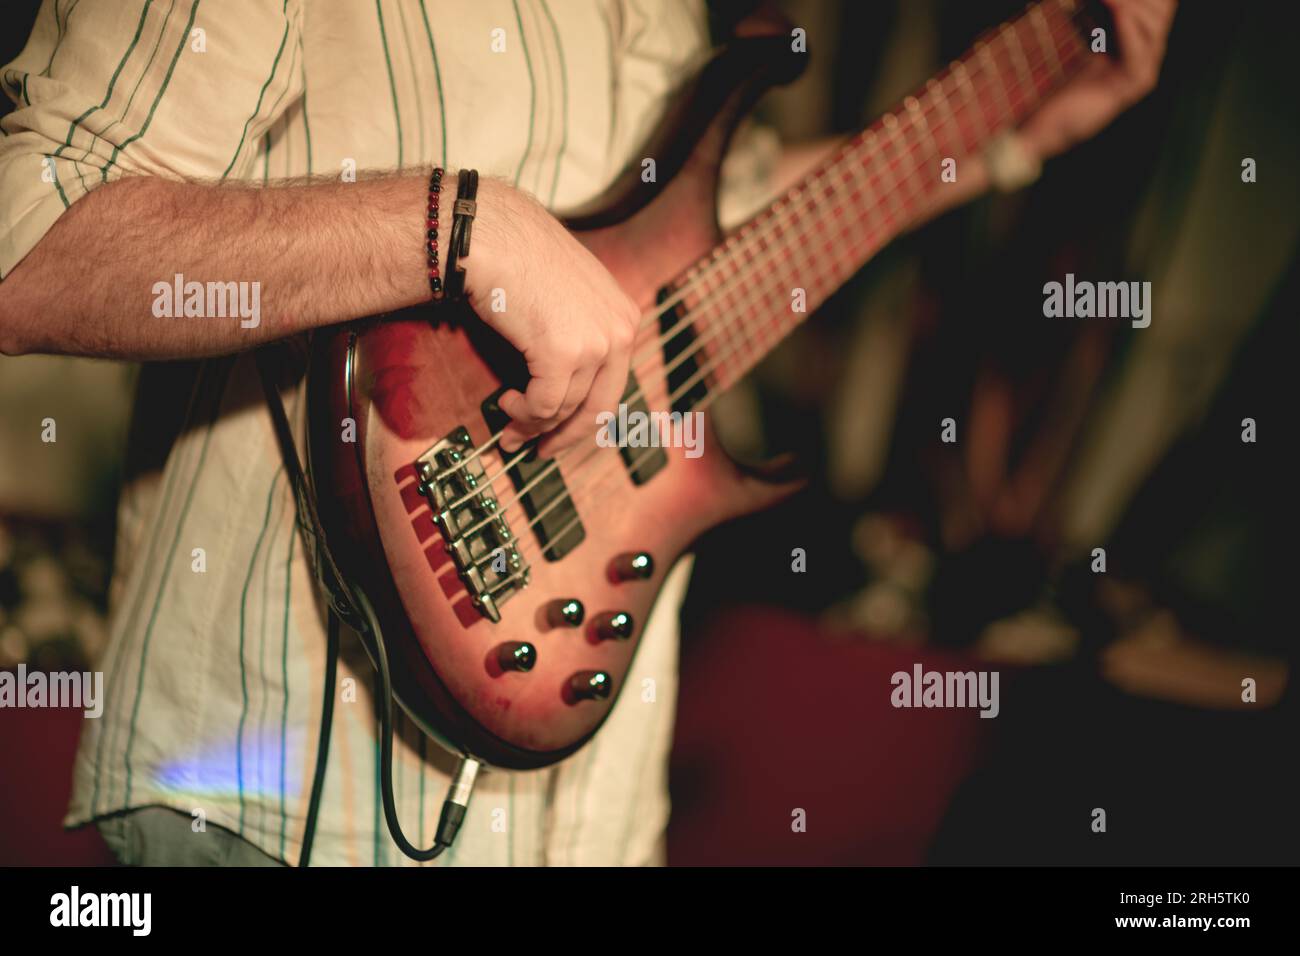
[[672, 0, 1097, 409]]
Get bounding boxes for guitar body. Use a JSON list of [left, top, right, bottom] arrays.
[[307, 34, 806, 769]]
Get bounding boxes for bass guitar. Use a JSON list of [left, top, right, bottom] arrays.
[[306, 0, 1102, 769]]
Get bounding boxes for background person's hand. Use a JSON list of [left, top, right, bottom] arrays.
[[462, 178, 639, 459]]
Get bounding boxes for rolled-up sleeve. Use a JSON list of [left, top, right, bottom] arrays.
[[0, 0, 304, 277]]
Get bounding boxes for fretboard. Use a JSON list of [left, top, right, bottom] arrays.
[[670, 0, 1096, 409]]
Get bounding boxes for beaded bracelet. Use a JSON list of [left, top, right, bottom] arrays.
[[426, 166, 444, 300]]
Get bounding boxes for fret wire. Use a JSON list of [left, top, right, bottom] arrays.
[[950, 59, 988, 144], [976, 40, 1016, 130], [907, 94, 945, 182], [710, 153, 874, 390], [884, 112, 936, 232], [861, 131, 907, 250], [1030, 3, 1066, 84], [876, 115, 910, 223], [712, 87, 982, 390], [1002, 21, 1038, 98], [926, 74, 968, 158], [718, 158, 865, 388], [714, 131, 938, 391], [720, 232, 761, 376]]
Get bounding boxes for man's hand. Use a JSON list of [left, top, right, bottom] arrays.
[[1019, 0, 1177, 162], [463, 179, 639, 459]]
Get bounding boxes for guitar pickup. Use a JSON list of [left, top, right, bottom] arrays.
[[658, 285, 709, 414], [482, 390, 585, 561], [613, 372, 666, 485]]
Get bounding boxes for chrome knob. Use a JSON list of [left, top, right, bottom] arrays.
[[595, 611, 634, 641], [550, 599, 584, 628], [498, 642, 536, 672], [612, 551, 654, 581], [570, 671, 612, 701]]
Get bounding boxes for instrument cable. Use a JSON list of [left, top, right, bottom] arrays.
[[297, 589, 481, 866], [258, 346, 481, 866]]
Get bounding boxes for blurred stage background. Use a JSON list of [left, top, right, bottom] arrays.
[[2, 0, 1297, 865]]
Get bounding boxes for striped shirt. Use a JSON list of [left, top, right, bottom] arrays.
[[0, 0, 723, 866]]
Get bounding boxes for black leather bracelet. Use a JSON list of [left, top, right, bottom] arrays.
[[443, 169, 478, 303]]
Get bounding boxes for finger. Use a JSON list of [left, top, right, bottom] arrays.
[[497, 370, 574, 451], [1103, 4, 1155, 93], [1123, 0, 1163, 49], [536, 347, 628, 459], [504, 365, 593, 455], [1131, 0, 1173, 51], [495, 389, 533, 453], [554, 360, 599, 426]]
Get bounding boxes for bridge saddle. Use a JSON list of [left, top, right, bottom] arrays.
[[415, 426, 528, 622]]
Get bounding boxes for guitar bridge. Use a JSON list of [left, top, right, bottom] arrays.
[[415, 426, 529, 622]]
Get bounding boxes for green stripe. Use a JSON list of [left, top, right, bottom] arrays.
[[596, 0, 618, 143], [298, 45, 312, 176], [41, 0, 82, 77], [537, 0, 568, 206], [373, 697, 383, 866], [278, 527, 295, 857], [300, 87, 312, 175], [235, 468, 282, 833], [73, 156, 90, 195], [92, 361, 207, 815], [121, 359, 230, 806], [525, 0, 553, 198], [257, 29, 302, 173], [53, 0, 153, 162], [511, 0, 536, 188], [99, 0, 175, 144], [40, 0, 62, 77], [395, 712, 405, 867], [417, 733, 426, 857], [374, 0, 403, 168], [220, 0, 289, 179], [416, 0, 446, 167], [254, 470, 287, 835], [20, 72, 30, 106], [101, 0, 199, 182], [395, 1, 425, 162]]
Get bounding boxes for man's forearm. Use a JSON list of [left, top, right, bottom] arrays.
[[0, 171, 431, 359]]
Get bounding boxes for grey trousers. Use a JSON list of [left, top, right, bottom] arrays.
[[97, 806, 285, 867]]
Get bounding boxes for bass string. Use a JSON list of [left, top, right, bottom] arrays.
[[443, 21, 1081, 541], [475, 29, 1083, 578], [454, 22, 1082, 559], [422, 3, 1079, 491]]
